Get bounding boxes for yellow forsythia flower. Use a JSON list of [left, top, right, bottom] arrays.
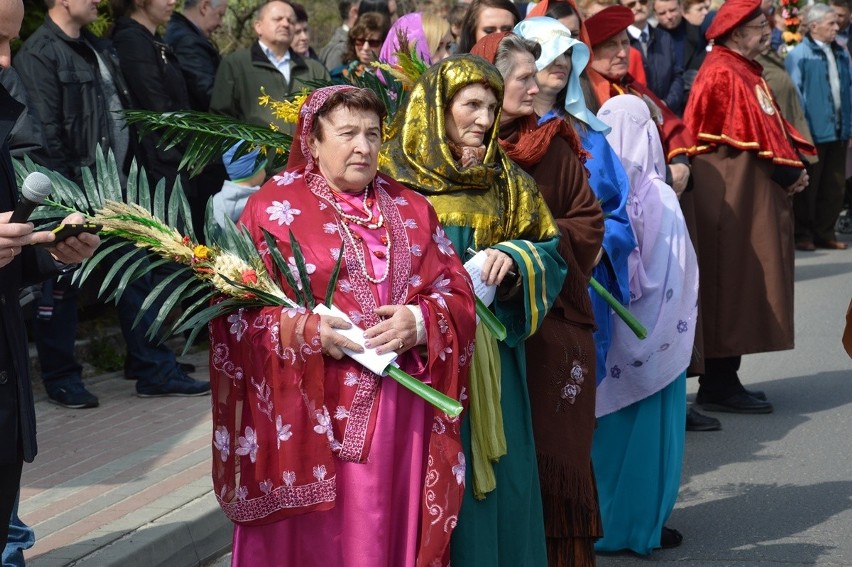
[[193, 245, 210, 260]]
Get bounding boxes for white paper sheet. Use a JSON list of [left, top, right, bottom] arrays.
[[312, 304, 398, 375], [464, 250, 497, 307]]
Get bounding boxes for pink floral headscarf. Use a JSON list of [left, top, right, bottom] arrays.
[[285, 85, 359, 172]]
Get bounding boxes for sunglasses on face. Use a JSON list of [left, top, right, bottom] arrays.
[[354, 37, 382, 48], [624, 0, 648, 8]]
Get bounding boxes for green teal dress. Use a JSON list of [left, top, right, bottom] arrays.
[[378, 55, 567, 566]]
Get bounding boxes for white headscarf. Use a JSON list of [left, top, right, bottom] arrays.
[[514, 16, 610, 133], [594, 94, 699, 417]]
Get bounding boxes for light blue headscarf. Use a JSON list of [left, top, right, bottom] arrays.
[[514, 16, 610, 133]]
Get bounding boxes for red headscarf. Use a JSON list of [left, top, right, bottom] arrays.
[[470, 31, 587, 167]]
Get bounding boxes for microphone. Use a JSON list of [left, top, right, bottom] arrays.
[[10, 172, 53, 223]]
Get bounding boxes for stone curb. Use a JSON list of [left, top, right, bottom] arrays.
[[68, 491, 231, 567]]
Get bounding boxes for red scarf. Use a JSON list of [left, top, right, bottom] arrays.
[[470, 32, 588, 166], [499, 113, 589, 168]]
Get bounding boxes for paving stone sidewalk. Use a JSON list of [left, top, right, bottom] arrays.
[[19, 348, 231, 567]]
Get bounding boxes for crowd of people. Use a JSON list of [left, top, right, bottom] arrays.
[[0, 0, 851, 565]]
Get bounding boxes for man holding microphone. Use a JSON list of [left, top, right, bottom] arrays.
[[0, 0, 100, 547]]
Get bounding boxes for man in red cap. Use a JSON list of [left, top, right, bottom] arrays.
[[683, 0, 814, 414], [584, 5, 695, 195]]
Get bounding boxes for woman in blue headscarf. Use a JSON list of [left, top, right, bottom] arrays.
[[514, 16, 634, 402]]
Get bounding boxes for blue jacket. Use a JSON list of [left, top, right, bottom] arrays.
[[785, 35, 852, 143], [629, 25, 685, 115]]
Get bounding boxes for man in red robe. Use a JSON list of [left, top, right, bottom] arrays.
[[583, 5, 696, 196], [683, 0, 814, 413]]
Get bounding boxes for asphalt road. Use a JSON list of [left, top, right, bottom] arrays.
[[208, 238, 852, 567], [600, 240, 852, 566]]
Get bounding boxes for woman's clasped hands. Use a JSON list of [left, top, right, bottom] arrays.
[[309, 305, 419, 360]]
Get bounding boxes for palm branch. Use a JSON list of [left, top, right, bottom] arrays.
[[123, 110, 292, 177], [13, 149, 281, 351]]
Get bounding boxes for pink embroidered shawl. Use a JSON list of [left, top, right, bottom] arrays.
[[209, 85, 476, 567]]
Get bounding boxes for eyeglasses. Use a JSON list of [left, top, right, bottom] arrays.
[[354, 37, 382, 48], [624, 0, 648, 8], [741, 20, 769, 30]]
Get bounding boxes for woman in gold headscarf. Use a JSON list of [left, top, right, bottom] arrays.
[[379, 55, 566, 566]]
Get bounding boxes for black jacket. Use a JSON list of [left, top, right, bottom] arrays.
[[630, 25, 685, 115], [0, 85, 60, 466], [111, 16, 192, 188], [164, 12, 221, 111], [657, 20, 708, 94], [13, 16, 134, 183]]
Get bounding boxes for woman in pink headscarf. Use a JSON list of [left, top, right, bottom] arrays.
[[592, 94, 698, 554], [208, 85, 476, 567], [379, 11, 453, 65]]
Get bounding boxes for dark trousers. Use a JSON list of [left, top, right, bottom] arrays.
[[697, 355, 743, 398], [795, 139, 848, 243], [0, 458, 23, 549], [34, 247, 184, 391]]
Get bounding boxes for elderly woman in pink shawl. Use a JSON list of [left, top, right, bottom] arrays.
[[210, 85, 476, 567], [379, 11, 453, 65], [591, 94, 699, 554]]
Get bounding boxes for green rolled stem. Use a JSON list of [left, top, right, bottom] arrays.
[[384, 365, 463, 417], [589, 276, 648, 340], [476, 297, 507, 341]]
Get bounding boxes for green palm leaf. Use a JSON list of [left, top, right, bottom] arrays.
[[132, 266, 193, 329], [148, 275, 203, 341], [123, 110, 292, 176], [289, 229, 315, 309], [324, 245, 344, 307], [262, 228, 304, 305], [96, 147, 122, 203], [98, 247, 145, 298], [152, 177, 167, 225], [72, 238, 127, 286], [105, 253, 153, 303]]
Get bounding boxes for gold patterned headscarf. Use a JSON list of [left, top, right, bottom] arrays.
[[379, 55, 558, 248]]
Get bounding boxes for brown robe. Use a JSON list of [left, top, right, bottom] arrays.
[[502, 121, 605, 566], [691, 145, 795, 358]]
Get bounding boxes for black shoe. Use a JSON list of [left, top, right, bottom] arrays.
[[697, 388, 768, 404], [125, 361, 196, 380], [697, 392, 773, 414], [745, 388, 766, 401], [136, 372, 210, 398], [660, 527, 683, 549], [686, 407, 721, 431], [47, 382, 99, 409]]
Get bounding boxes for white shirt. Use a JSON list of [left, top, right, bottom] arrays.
[[627, 24, 651, 54], [259, 40, 291, 84], [814, 38, 842, 118]]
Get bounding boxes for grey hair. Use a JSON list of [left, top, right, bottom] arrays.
[[803, 3, 834, 27], [494, 35, 542, 78]]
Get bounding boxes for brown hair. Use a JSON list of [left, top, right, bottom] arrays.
[[681, 0, 705, 11], [343, 12, 391, 65], [110, 0, 138, 19], [457, 0, 521, 53], [312, 89, 388, 142]]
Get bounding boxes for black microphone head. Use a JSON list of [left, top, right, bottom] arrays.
[[21, 172, 53, 204]]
